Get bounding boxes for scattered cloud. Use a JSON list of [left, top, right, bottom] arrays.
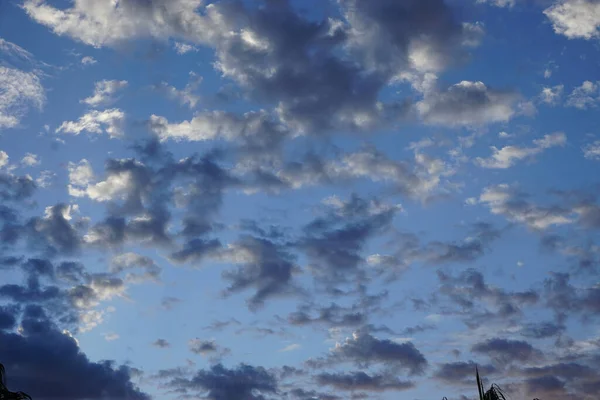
[[539, 85, 564, 105], [416, 81, 520, 126], [566, 81, 600, 109], [279, 343, 301, 352], [0, 66, 44, 129], [544, 0, 600, 40], [583, 140, 600, 160], [174, 42, 198, 54], [474, 132, 566, 169], [20, 153, 40, 167], [81, 56, 97, 65], [56, 109, 125, 138], [81, 80, 128, 107]]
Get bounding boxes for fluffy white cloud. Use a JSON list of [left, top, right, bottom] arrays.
[[0, 150, 8, 168], [475, 132, 566, 169], [81, 56, 97, 65], [111, 252, 161, 283], [566, 81, 600, 109], [173, 42, 198, 54], [477, 184, 575, 230], [416, 81, 520, 126], [22, 0, 222, 48], [544, 0, 600, 40], [583, 140, 600, 160], [21, 152, 40, 166], [539, 85, 564, 105], [36, 170, 56, 188], [56, 109, 125, 138], [476, 0, 517, 7], [81, 80, 128, 107], [0, 66, 45, 129], [153, 72, 201, 108], [68, 159, 95, 197], [85, 171, 134, 202]]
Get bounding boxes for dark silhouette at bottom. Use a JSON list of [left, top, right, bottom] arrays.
[[0, 364, 32, 400], [443, 367, 541, 400]]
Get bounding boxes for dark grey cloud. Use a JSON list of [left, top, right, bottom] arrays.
[[287, 303, 366, 328], [220, 235, 299, 310], [416, 80, 521, 126], [472, 338, 543, 364], [375, 223, 503, 277], [308, 332, 427, 376], [433, 361, 496, 383], [21, 258, 54, 280], [401, 324, 436, 336], [525, 375, 568, 398], [437, 268, 538, 328], [299, 194, 400, 286], [189, 339, 223, 355], [169, 238, 222, 265], [0, 308, 149, 400], [26, 203, 81, 256], [153, 338, 170, 348], [165, 363, 278, 400], [287, 387, 340, 400], [542, 272, 600, 322], [56, 261, 87, 284], [204, 318, 241, 332], [0, 305, 17, 330], [316, 371, 414, 392], [238, 219, 288, 240], [340, 0, 467, 74], [161, 296, 182, 310], [0, 173, 36, 201], [520, 321, 565, 339]]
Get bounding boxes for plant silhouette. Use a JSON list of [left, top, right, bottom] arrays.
[[0, 364, 32, 400], [442, 367, 541, 400]]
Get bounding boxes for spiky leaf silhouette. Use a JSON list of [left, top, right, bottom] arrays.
[[0, 364, 32, 400]]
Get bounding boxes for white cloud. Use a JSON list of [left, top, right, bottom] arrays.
[[36, 170, 55, 188], [149, 109, 280, 144], [86, 171, 134, 202], [21, 152, 40, 166], [0, 150, 8, 168], [68, 159, 94, 189], [539, 85, 564, 105], [0, 38, 36, 65], [279, 343, 301, 352], [56, 109, 125, 138], [498, 131, 514, 139], [0, 66, 45, 129], [154, 72, 201, 108], [477, 184, 575, 230], [111, 252, 161, 283], [22, 0, 220, 48], [416, 81, 520, 126], [104, 333, 120, 341], [544, 0, 600, 40], [566, 81, 600, 109], [461, 22, 486, 48], [81, 80, 128, 107], [583, 140, 600, 160], [174, 42, 198, 54], [476, 0, 517, 7], [81, 56, 97, 65]]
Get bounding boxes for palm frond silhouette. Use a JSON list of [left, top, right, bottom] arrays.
[[442, 367, 540, 400], [0, 364, 32, 400]]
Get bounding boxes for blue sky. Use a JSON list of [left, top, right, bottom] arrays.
[[1, 0, 600, 399]]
